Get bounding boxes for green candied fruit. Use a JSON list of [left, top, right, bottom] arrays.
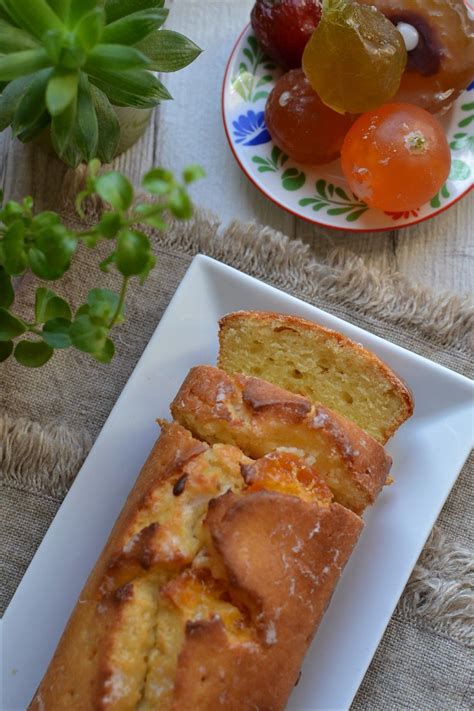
[[302, 0, 407, 114]]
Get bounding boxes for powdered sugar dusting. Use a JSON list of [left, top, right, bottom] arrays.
[[312, 411, 329, 429], [102, 670, 131, 704], [265, 620, 277, 645], [122, 531, 140, 554]]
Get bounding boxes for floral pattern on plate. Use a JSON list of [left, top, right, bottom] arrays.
[[223, 26, 474, 232]]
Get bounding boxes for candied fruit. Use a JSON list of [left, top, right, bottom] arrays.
[[341, 103, 451, 211], [265, 69, 356, 164], [358, 0, 474, 115], [302, 0, 407, 114], [251, 0, 322, 69]]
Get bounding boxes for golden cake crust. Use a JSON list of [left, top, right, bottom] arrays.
[[171, 365, 391, 513], [218, 310, 414, 442], [171, 489, 363, 711], [28, 423, 221, 710]]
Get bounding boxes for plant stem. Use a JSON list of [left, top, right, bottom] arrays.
[[108, 276, 128, 329]]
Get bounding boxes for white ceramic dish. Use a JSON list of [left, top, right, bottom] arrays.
[[222, 25, 474, 232], [2, 255, 473, 710]]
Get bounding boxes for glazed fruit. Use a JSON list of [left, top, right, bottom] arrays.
[[341, 103, 451, 211], [358, 0, 474, 115], [265, 69, 356, 164], [251, 0, 322, 69], [302, 0, 407, 114]]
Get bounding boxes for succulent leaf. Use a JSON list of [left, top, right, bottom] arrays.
[[2, 0, 64, 39], [47, 0, 71, 22], [0, 19, 40, 52], [102, 8, 168, 45], [88, 67, 171, 107], [74, 8, 105, 51], [74, 73, 98, 160], [105, 0, 164, 24], [0, 0, 200, 165], [136, 29, 202, 72], [12, 68, 51, 136], [51, 95, 77, 155], [91, 86, 120, 163], [46, 67, 79, 115], [0, 75, 31, 130], [68, 0, 99, 26], [0, 49, 51, 82], [87, 44, 150, 71], [17, 111, 50, 142]]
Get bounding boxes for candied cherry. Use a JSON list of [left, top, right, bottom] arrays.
[[341, 103, 451, 211], [265, 69, 357, 164], [358, 0, 474, 115], [302, 0, 407, 114], [251, 0, 322, 69]]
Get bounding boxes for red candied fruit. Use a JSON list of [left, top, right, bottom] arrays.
[[251, 0, 322, 69], [265, 69, 357, 164]]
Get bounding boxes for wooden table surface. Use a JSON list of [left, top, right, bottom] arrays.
[[1, 0, 472, 297]]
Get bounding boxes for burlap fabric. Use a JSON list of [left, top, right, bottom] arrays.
[[1, 203, 472, 710]]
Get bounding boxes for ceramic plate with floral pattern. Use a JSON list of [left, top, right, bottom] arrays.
[[222, 25, 474, 232]]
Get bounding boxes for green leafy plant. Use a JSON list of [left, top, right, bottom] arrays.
[[0, 160, 204, 367], [0, 0, 201, 165]]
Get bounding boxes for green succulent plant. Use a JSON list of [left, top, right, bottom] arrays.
[[0, 0, 201, 166]]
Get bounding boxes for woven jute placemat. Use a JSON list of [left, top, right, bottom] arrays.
[[1, 203, 472, 710]]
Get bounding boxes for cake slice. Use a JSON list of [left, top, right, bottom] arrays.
[[171, 365, 391, 514], [218, 310, 414, 443]]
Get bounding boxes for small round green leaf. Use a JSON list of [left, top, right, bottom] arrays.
[[0, 308, 26, 341], [0, 268, 14, 308], [28, 226, 77, 280], [182, 165, 205, 184], [3, 220, 27, 275], [115, 229, 151, 276], [35, 287, 72, 322], [92, 337, 115, 364], [14, 339, 53, 367], [168, 188, 192, 219], [0, 340, 13, 362], [95, 172, 133, 211], [70, 314, 108, 353], [87, 288, 121, 324], [142, 167, 174, 195], [42, 318, 72, 349], [98, 212, 122, 238]]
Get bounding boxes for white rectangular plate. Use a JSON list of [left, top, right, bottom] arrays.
[[3, 255, 473, 711]]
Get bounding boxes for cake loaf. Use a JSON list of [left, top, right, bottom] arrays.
[[29, 421, 363, 711], [218, 310, 414, 443], [171, 365, 391, 514]]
